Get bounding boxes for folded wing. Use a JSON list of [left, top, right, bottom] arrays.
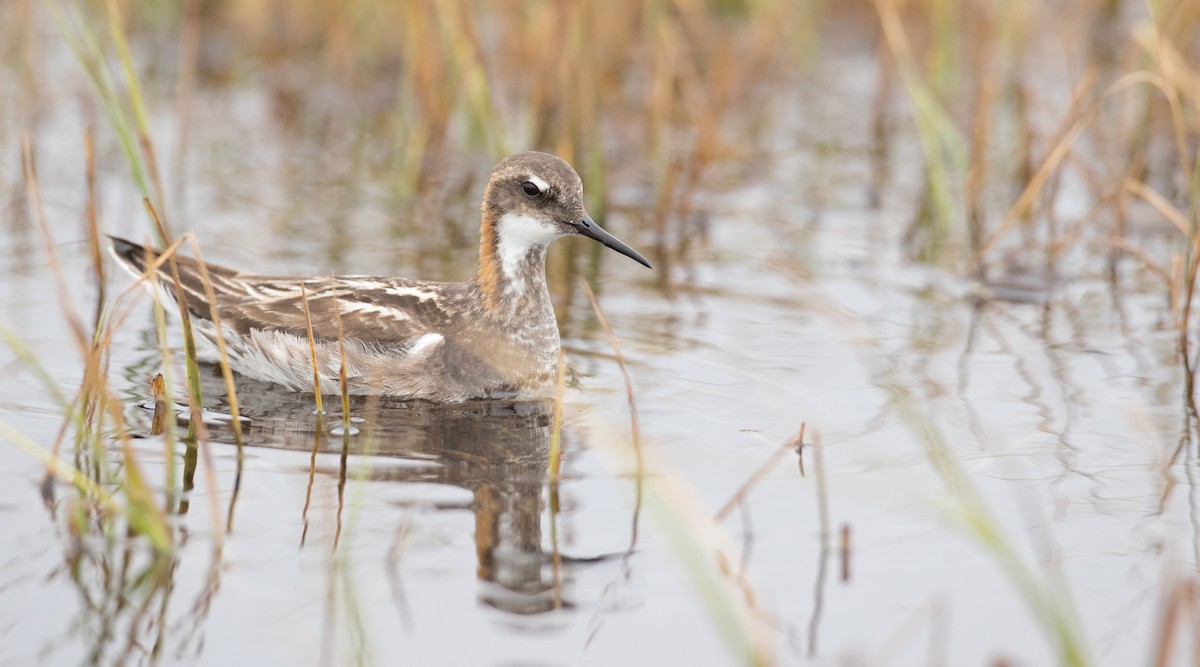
[[109, 236, 452, 349]]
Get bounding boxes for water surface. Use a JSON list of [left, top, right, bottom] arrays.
[[1, 6, 1197, 667]]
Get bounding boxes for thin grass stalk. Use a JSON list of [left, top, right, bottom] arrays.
[[1139, 6, 1195, 184], [788, 279, 1090, 665], [1140, 25, 1200, 357], [547, 347, 568, 610], [334, 288, 351, 434], [143, 203, 206, 439], [300, 284, 325, 415], [965, 72, 995, 262], [0, 417, 135, 521], [976, 74, 1100, 260], [333, 289, 351, 551], [873, 0, 968, 257], [181, 237, 247, 531], [433, 0, 504, 156], [84, 129, 105, 333], [21, 136, 111, 499], [140, 212, 221, 524], [178, 238, 248, 435], [548, 471, 563, 610], [811, 430, 831, 546], [104, 0, 146, 134], [547, 349, 567, 481], [330, 411, 379, 663], [715, 423, 805, 522], [83, 236, 227, 537], [1126, 179, 1191, 235], [839, 524, 851, 582], [611, 438, 775, 666], [21, 138, 88, 352], [0, 379, 173, 553], [897, 385, 1088, 666], [104, 0, 172, 239], [1150, 578, 1200, 667], [300, 425, 322, 549], [579, 280, 644, 496], [807, 428, 831, 657], [579, 279, 647, 552], [1107, 64, 1200, 333], [150, 270, 181, 509], [299, 283, 324, 549], [100, 390, 174, 554], [0, 328, 71, 407], [20, 369, 108, 462], [21, 219, 191, 509], [334, 430, 349, 553], [46, 0, 150, 196]]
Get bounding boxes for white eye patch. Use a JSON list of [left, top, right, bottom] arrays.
[[526, 174, 550, 194]]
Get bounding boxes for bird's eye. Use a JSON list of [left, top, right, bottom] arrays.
[[521, 181, 542, 198]]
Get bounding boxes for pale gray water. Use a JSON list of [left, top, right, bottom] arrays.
[[0, 7, 1196, 667]]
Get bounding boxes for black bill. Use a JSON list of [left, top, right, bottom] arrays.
[[576, 215, 652, 269]]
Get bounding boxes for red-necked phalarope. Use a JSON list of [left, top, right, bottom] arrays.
[[111, 151, 651, 402]]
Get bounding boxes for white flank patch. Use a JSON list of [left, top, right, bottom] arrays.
[[407, 332, 444, 356], [496, 213, 562, 281]]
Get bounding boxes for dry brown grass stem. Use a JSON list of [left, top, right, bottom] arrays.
[[300, 424, 322, 549], [182, 237, 246, 445], [21, 137, 88, 353], [715, 423, 805, 522], [579, 279, 643, 483], [333, 286, 350, 428], [138, 205, 231, 536], [1126, 179, 1191, 235], [331, 283, 351, 551], [547, 348, 568, 480], [300, 283, 325, 415], [22, 134, 114, 502], [179, 234, 248, 533], [1136, 18, 1195, 181], [142, 202, 201, 403], [965, 77, 995, 257], [1150, 577, 1200, 667], [976, 73, 1099, 261], [150, 373, 168, 436], [839, 524, 851, 582], [4, 181, 178, 546], [811, 430, 831, 545], [83, 129, 105, 332], [578, 278, 645, 550]]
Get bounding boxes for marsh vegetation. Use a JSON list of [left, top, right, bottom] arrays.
[[2, 0, 1200, 665]]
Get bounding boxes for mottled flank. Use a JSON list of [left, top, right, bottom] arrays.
[[110, 151, 650, 402]]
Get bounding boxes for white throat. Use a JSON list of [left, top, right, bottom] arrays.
[[496, 213, 562, 283]]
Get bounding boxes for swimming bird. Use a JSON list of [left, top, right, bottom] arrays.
[[110, 151, 651, 402]]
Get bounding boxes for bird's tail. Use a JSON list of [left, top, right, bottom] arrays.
[[107, 235, 222, 322], [108, 235, 158, 276]]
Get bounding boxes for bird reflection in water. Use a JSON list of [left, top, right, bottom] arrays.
[[198, 373, 571, 617]]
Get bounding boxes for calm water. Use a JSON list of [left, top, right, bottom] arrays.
[[1, 10, 1197, 667]]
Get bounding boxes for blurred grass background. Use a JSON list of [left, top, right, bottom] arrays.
[[4, 0, 1197, 289], [2, 1, 1200, 664]]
